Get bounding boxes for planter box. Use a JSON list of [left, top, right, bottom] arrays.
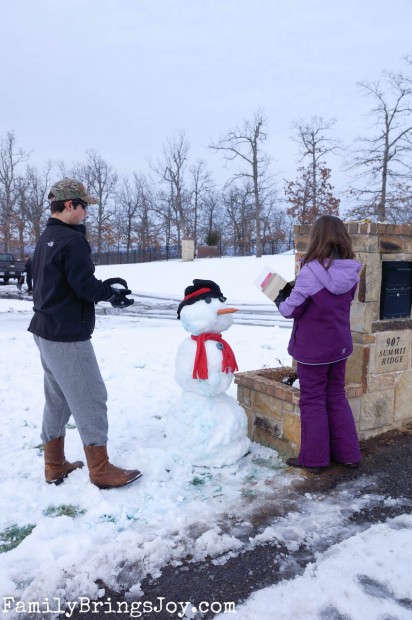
[[235, 367, 362, 456]]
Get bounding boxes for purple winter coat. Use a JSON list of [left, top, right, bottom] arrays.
[[278, 258, 361, 365]]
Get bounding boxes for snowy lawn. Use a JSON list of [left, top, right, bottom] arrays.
[[1, 253, 411, 619]]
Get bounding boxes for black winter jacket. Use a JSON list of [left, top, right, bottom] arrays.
[[24, 257, 32, 277], [28, 218, 113, 341]]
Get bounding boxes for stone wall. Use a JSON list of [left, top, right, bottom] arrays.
[[343, 222, 412, 439], [197, 246, 219, 259]]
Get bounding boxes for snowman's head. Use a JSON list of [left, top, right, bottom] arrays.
[[180, 296, 237, 335], [177, 279, 224, 317], [177, 279, 238, 335]]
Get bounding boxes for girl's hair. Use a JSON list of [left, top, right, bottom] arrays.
[[302, 215, 355, 269]]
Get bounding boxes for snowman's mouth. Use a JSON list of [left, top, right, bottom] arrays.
[[216, 307, 238, 315]]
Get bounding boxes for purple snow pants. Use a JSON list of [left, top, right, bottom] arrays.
[[297, 359, 361, 467]]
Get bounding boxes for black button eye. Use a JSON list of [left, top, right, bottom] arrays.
[[205, 296, 212, 304], [219, 295, 225, 303]]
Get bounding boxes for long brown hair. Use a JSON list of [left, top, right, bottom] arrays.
[[302, 215, 355, 269]]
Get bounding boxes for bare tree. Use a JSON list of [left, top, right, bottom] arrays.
[[260, 190, 291, 252], [106, 206, 124, 252], [285, 165, 340, 224], [117, 173, 156, 252], [347, 72, 412, 221], [0, 132, 30, 251], [24, 163, 54, 244], [385, 180, 412, 223], [157, 189, 175, 247], [199, 189, 223, 247], [12, 176, 29, 257], [132, 174, 157, 251], [210, 111, 270, 257], [287, 116, 341, 223], [152, 132, 191, 245], [72, 150, 118, 252], [222, 182, 255, 256], [117, 176, 140, 251], [189, 160, 214, 250]]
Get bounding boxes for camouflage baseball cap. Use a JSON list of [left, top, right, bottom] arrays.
[[48, 178, 98, 204]]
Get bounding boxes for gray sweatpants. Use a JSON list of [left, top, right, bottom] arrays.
[[33, 335, 108, 446]]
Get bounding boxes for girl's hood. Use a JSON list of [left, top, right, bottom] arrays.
[[307, 259, 362, 295]]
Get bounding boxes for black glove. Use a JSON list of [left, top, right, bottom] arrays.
[[103, 277, 129, 289], [274, 290, 287, 309], [108, 287, 134, 308], [274, 281, 295, 309]]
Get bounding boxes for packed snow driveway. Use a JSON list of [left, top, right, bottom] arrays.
[[0, 286, 291, 327], [98, 292, 292, 328]]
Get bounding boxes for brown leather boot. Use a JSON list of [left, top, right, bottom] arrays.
[[83, 445, 142, 489], [44, 436, 84, 485]]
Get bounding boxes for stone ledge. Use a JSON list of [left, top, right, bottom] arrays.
[[372, 319, 412, 332], [236, 370, 363, 400], [235, 369, 300, 400], [294, 222, 412, 237]]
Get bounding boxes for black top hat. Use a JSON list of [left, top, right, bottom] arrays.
[[177, 279, 226, 319]]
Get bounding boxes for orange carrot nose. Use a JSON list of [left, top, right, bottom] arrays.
[[217, 307, 238, 315]]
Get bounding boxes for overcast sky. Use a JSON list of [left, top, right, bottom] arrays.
[[1, 0, 411, 195]]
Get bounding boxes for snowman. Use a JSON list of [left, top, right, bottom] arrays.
[[166, 279, 250, 467]]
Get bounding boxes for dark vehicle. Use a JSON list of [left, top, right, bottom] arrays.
[[0, 253, 25, 284]]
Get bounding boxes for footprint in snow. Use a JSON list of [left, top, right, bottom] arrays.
[[356, 574, 412, 610]]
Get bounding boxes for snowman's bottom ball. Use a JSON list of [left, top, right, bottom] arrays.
[[165, 392, 250, 467]]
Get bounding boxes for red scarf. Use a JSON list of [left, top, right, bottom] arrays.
[[191, 333, 238, 380]]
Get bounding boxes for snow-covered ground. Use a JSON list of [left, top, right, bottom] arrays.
[[1, 253, 411, 620]]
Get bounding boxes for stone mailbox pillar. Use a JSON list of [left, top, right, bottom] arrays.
[[235, 221, 412, 455], [343, 222, 412, 439]]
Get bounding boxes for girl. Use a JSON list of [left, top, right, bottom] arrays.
[[276, 215, 361, 474]]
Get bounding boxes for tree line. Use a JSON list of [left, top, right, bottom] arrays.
[[1, 58, 411, 258]]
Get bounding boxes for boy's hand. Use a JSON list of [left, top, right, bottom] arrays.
[[108, 287, 134, 308], [103, 277, 128, 288]]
